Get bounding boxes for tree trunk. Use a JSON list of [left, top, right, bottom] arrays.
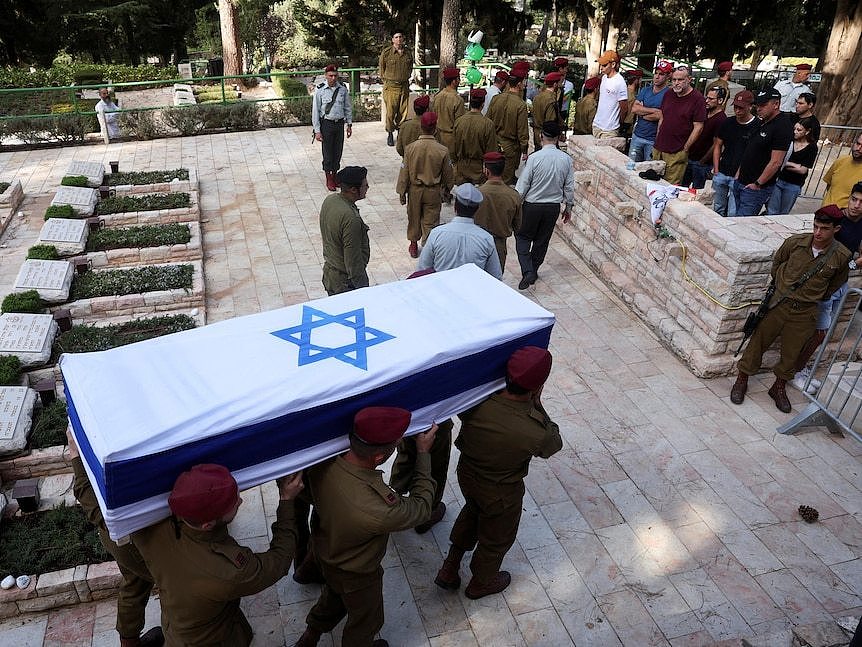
[[550, 0, 557, 41], [586, 11, 604, 76], [749, 45, 764, 70], [621, 15, 640, 56], [817, 0, 862, 126], [219, 0, 243, 80], [567, 19, 574, 49], [439, 0, 460, 76]]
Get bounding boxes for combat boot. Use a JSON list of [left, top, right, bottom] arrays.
[[768, 378, 792, 413], [434, 544, 465, 590], [387, 131, 395, 146], [730, 373, 748, 405], [464, 570, 511, 599], [408, 241, 419, 258], [324, 171, 337, 192]]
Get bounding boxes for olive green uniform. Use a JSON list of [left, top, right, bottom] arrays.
[[432, 87, 466, 156], [304, 454, 435, 646], [396, 117, 440, 157], [396, 135, 454, 244], [379, 46, 413, 133], [72, 458, 155, 641], [319, 192, 370, 295], [452, 112, 498, 184], [390, 419, 454, 508], [132, 499, 297, 647], [486, 91, 529, 185], [738, 233, 850, 380], [530, 89, 559, 150], [474, 179, 522, 271], [450, 393, 562, 581], [572, 93, 597, 136]]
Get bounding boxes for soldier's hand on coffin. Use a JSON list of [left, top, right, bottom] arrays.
[[276, 471, 305, 501], [415, 423, 439, 453], [65, 426, 79, 460]]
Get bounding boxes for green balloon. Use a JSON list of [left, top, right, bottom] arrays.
[[465, 42, 485, 62], [465, 66, 483, 84]]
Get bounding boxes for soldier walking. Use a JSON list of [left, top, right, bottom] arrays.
[[475, 151, 522, 272], [452, 88, 498, 184], [486, 72, 529, 185], [432, 67, 466, 157]]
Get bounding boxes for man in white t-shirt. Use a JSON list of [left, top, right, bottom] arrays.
[[96, 88, 121, 140], [591, 50, 628, 139]]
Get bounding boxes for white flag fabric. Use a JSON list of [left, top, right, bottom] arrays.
[[62, 265, 555, 540]]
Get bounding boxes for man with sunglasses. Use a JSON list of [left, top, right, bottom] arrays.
[[628, 60, 673, 162]]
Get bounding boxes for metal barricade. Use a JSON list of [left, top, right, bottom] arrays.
[[779, 286, 862, 442]]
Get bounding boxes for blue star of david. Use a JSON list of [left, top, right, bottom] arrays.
[[271, 305, 394, 370]]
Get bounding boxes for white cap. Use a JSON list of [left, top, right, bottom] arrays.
[[452, 183, 484, 208]]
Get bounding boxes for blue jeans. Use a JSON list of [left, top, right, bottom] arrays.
[[628, 134, 655, 162], [712, 172, 736, 217], [816, 282, 849, 330], [766, 178, 803, 215], [684, 160, 711, 189], [731, 179, 774, 217]]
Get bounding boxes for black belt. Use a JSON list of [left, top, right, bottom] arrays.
[[322, 118, 345, 124], [524, 201, 560, 206]]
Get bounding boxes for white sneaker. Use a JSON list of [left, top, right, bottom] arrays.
[[792, 370, 818, 395]]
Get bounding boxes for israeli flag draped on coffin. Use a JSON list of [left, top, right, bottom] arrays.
[[62, 265, 555, 540]]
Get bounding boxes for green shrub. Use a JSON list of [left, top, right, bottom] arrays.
[[163, 105, 206, 136], [71, 264, 194, 299], [0, 63, 176, 89], [353, 95, 381, 123], [54, 314, 196, 355], [262, 101, 296, 127], [27, 245, 60, 260], [60, 175, 88, 187], [45, 204, 77, 220], [117, 109, 162, 140], [221, 102, 260, 130], [86, 223, 190, 251], [106, 169, 189, 186], [273, 73, 308, 99], [0, 355, 21, 386], [0, 504, 110, 575], [0, 182, 9, 193], [1, 290, 44, 314], [50, 113, 91, 142], [192, 88, 239, 102], [29, 400, 68, 449], [96, 192, 190, 215]]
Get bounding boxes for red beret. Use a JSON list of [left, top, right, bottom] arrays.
[[406, 268, 435, 279], [584, 76, 601, 91], [494, 70, 509, 82], [796, 63, 813, 71], [443, 67, 460, 80], [420, 111, 438, 129], [353, 407, 411, 445], [324, 64, 338, 73], [470, 88, 487, 99], [507, 346, 552, 391], [544, 72, 562, 84], [168, 464, 239, 524], [512, 61, 530, 72], [553, 57, 569, 68], [815, 204, 844, 221], [717, 61, 733, 72], [483, 151, 505, 163], [414, 95, 430, 109]]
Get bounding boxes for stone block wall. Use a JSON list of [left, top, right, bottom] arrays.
[[558, 135, 836, 377]]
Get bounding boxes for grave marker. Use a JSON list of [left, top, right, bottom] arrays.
[[51, 186, 99, 217], [12, 260, 74, 303], [0, 387, 36, 456], [0, 313, 58, 367], [37, 218, 88, 255], [66, 161, 105, 188]]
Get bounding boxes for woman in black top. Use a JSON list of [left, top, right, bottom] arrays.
[[766, 116, 817, 215]]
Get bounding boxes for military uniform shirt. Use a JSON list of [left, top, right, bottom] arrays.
[[396, 135, 454, 192], [572, 93, 597, 135], [379, 46, 413, 84], [771, 233, 850, 305], [452, 112, 497, 162], [475, 179, 522, 238], [486, 91, 530, 154], [396, 117, 420, 156], [531, 89, 559, 130], [311, 81, 352, 133], [319, 193, 370, 290], [416, 216, 503, 279], [432, 87, 466, 136]]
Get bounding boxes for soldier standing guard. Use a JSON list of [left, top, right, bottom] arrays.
[[475, 151, 522, 272], [451, 88, 498, 184], [435, 346, 562, 599], [294, 407, 438, 647], [486, 72, 529, 185], [396, 112, 454, 258], [431, 66, 466, 157], [319, 166, 371, 295], [379, 32, 413, 147], [312, 64, 352, 192]]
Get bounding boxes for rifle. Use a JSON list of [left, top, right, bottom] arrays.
[[734, 282, 775, 357]]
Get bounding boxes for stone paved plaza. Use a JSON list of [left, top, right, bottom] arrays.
[[0, 123, 860, 646]]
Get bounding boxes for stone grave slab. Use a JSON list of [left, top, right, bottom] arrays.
[[65, 161, 105, 188], [51, 186, 98, 217], [37, 218, 88, 255], [0, 314, 58, 368], [0, 387, 37, 458], [12, 260, 74, 304]]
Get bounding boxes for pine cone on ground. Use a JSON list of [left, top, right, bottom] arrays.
[[798, 505, 819, 523]]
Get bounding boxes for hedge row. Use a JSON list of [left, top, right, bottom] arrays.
[[54, 314, 196, 355], [0, 63, 177, 89], [96, 192, 190, 215], [86, 223, 191, 251], [70, 264, 194, 299], [106, 169, 189, 186]]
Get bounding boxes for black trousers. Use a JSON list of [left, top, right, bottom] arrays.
[[320, 118, 345, 172], [516, 201, 559, 278]]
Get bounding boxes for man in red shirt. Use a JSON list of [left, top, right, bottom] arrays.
[[652, 65, 706, 185]]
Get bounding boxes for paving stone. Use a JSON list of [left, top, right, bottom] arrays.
[[792, 620, 852, 646]]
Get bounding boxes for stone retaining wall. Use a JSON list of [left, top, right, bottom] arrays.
[[97, 190, 199, 227], [0, 445, 70, 482], [86, 221, 202, 267], [0, 180, 24, 238], [110, 168, 198, 195], [558, 135, 845, 377]]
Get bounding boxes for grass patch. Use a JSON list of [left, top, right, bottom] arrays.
[[44, 204, 78, 220], [54, 314, 196, 356], [1, 291, 44, 314], [86, 223, 191, 252], [193, 88, 239, 102], [0, 505, 110, 575], [0, 182, 9, 193], [105, 169, 189, 186], [30, 400, 68, 449], [70, 264, 194, 299], [96, 193, 190, 215], [61, 175, 88, 187], [0, 355, 21, 386], [27, 245, 60, 260]]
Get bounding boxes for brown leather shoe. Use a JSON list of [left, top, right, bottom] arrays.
[[730, 373, 748, 405], [434, 545, 464, 590], [768, 378, 792, 413], [293, 627, 322, 647], [408, 241, 419, 258], [415, 502, 446, 534], [464, 570, 511, 599]]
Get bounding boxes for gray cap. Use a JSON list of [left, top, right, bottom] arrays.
[[452, 183, 484, 208]]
